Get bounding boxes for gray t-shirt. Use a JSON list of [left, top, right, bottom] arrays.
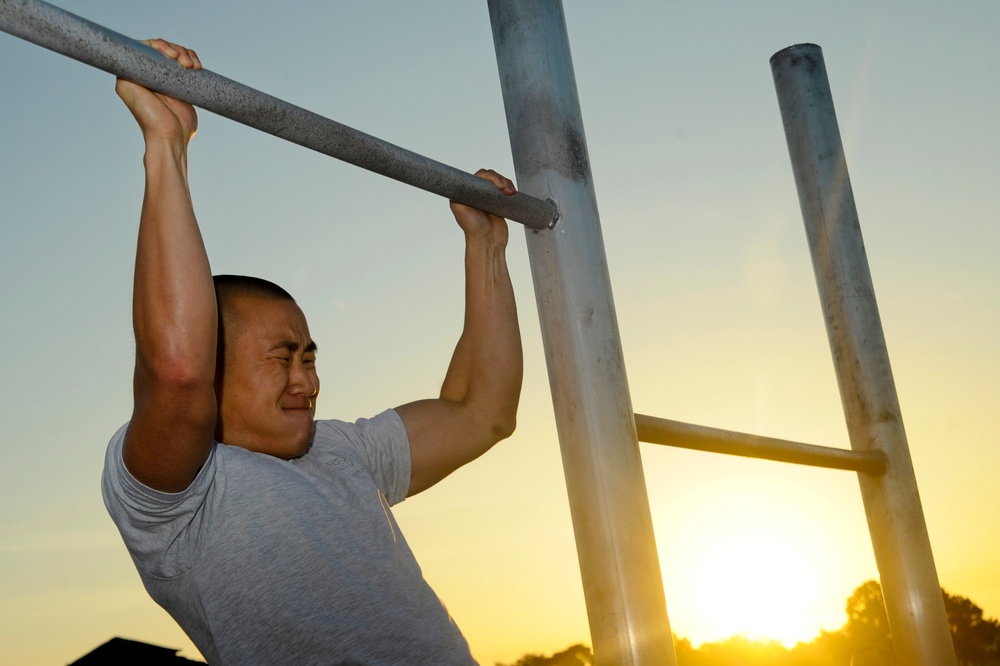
[[102, 410, 476, 665]]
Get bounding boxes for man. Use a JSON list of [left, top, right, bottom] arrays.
[[102, 40, 522, 665]]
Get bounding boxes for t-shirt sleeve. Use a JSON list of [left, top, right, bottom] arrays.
[[101, 422, 216, 578], [314, 409, 412, 506], [360, 409, 412, 505]]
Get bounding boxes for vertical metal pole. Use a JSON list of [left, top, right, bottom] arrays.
[[489, 3, 675, 664], [771, 44, 956, 666]]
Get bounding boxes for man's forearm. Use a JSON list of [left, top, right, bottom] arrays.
[[132, 140, 216, 381], [441, 233, 522, 438]]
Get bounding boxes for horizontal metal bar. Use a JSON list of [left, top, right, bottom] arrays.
[[0, 0, 558, 230], [634, 413, 888, 475]]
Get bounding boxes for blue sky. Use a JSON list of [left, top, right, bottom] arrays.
[[2, 2, 998, 663]]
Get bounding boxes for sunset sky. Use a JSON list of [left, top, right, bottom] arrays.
[[1, 2, 998, 664]]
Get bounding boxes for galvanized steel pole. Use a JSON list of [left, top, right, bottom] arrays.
[[489, 3, 675, 664], [0, 0, 557, 230], [771, 43, 956, 666]]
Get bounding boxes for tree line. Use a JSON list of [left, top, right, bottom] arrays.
[[497, 581, 1000, 665]]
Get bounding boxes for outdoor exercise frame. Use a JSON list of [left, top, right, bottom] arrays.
[[0, 1, 958, 664]]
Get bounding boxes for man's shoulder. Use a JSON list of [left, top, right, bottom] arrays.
[[307, 410, 411, 504], [103, 420, 221, 505], [312, 409, 406, 445]]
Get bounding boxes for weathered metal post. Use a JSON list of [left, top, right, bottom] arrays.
[[489, 3, 675, 664], [771, 43, 956, 666]]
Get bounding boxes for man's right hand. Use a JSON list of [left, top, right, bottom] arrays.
[[116, 39, 201, 144]]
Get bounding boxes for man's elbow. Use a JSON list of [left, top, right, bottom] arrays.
[[490, 413, 517, 442], [138, 348, 216, 390], [489, 392, 520, 442]]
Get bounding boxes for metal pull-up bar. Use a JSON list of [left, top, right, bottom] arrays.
[[0, 0, 559, 231]]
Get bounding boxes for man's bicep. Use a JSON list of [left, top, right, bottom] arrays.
[[124, 382, 217, 493], [394, 399, 489, 497]]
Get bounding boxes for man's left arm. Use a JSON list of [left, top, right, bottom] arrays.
[[394, 169, 523, 496]]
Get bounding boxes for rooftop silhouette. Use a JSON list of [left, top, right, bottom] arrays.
[[69, 637, 205, 665]]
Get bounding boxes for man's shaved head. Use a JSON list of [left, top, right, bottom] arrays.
[[213, 274, 294, 305], [213, 275, 296, 363]]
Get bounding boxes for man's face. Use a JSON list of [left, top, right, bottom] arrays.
[[215, 294, 319, 458]]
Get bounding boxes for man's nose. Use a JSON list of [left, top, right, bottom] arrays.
[[288, 361, 317, 395]]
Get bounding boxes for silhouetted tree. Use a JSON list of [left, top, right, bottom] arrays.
[[505, 582, 999, 666], [838, 580, 1000, 665], [786, 635, 842, 666], [688, 635, 792, 666], [942, 590, 1000, 665], [672, 632, 840, 666], [811, 628, 854, 666], [841, 580, 896, 662], [496, 642, 594, 666]]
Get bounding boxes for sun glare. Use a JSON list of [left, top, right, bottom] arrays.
[[658, 478, 848, 649], [691, 524, 821, 646]]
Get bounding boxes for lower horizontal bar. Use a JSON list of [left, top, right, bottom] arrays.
[[0, 0, 558, 230], [634, 413, 888, 475]]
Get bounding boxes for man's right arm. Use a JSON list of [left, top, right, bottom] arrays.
[[118, 40, 217, 493]]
